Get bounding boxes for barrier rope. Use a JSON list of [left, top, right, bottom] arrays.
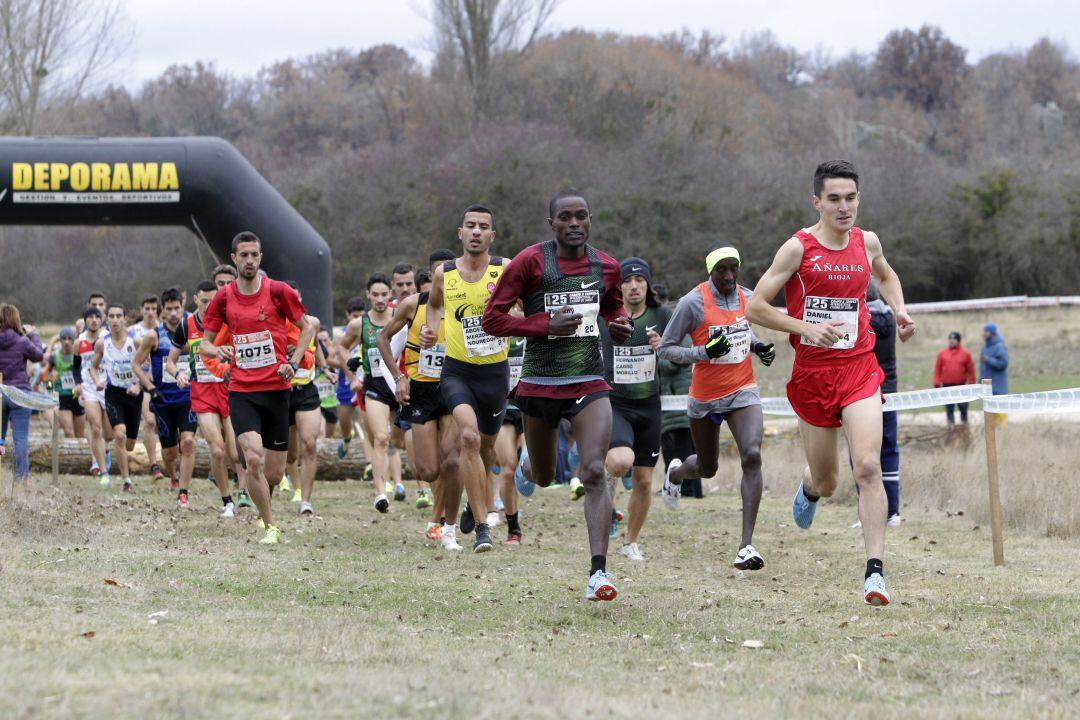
[[0, 384, 59, 411]]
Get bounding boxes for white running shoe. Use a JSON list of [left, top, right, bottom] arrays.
[[733, 544, 765, 570], [620, 543, 644, 562], [662, 458, 682, 511], [441, 525, 463, 551], [299, 501, 314, 516], [486, 511, 500, 528], [887, 514, 903, 527], [220, 502, 235, 518], [374, 494, 389, 513]]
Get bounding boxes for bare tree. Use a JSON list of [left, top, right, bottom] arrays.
[[0, 0, 129, 135], [431, 0, 559, 109]]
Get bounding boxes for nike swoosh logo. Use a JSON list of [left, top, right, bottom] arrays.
[[576, 396, 586, 404], [651, 452, 660, 457], [492, 410, 502, 416], [646, 325, 657, 332], [581, 281, 598, 289], [631, 266, 641, 272]]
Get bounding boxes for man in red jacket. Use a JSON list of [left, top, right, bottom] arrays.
[[933, 331, 975, 424]]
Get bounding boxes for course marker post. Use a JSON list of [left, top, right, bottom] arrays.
[[51, 410, 60, 486], [982, 379, 1005, 566]]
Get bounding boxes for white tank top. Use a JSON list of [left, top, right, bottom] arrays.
[[103, 335, 138, 388]]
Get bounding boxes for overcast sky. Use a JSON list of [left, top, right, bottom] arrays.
[[120, 0, 1076, 88]]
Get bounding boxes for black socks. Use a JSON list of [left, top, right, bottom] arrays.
[[222, 495, 232, 507], [590, 555, 606, 577], [866, 558, 883, 579], [506, 512, 520, 533]]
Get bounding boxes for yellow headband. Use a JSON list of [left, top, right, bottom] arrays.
[[706, 246, 741, 273]]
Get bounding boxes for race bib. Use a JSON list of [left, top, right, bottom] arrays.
[[367, 347, 384, 376], [315, 376, 335, 400], [193, 354, 222, 384], [508, 355, 523, 390], [462, 315, 506, 357], [59, 370, 76, 391], [545, 290, 600, 339], [233, 330, 277, 370], [111, 360, 135, 386], [708, 320, 751, 364], [294, 366, 313, 381], [418, 343, 446, 379], [801, 297, 858, 350], [613, 346, 656, 384]]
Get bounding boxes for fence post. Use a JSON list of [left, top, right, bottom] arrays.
[[51, 411, 60, 486], [982, 378, 1005, 566]]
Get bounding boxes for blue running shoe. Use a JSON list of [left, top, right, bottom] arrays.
[[621, 470, 633, 491], [336, 439, 348, 460], [792, 482, 818, 529], [393, 482, 406, 502], [864, 573, 891, 606], [514, 447, 535, 497], [491, 464, 501, 476], [586, 570, 618, 602], [609, 508, 619, 539]]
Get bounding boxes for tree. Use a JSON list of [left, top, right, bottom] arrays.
[[1025, 38, 1071, 106], [0, 0, 129, 135]]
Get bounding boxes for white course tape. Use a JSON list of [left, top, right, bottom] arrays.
[[0, 385, 59, 411], [983, 388, 1080, 414]]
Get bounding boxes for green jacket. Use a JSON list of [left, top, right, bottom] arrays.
[[658, 335, 692, 433]]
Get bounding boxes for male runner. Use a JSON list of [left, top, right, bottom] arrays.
[[745, 160, 915, 606], [75, 306, 113, 481], [388, 262, 417, 503], [282, 282, 323, 516], [333, 297, 366, 458], [213, 264, 238, 290], [44, 328, 85, 438], [335, 273, 397, 513], [130, 294, 164, 482], [482, 190, 633, 599], [314, 328, 339, 438], [91, 304, 143, 492], [377, 249, 463, 548], [423, 205, 513, 553], [133, 288, 199, 509], [494, 333, 526, 545], [658, 246, 775, 570], [167, 280, 245, 516], [599, 258, 670, 562], [201, 231, 315, 544], [390, 263, 416, 301], [74, 292, 107, 335]]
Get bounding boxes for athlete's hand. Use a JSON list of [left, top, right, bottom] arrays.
[[547, 306, 583, 336], [896, 311, 916, 342], [148, 387, 166, 404], [418, 324, 436, 349], [704, 333, 732, 359], [176, 371, 190, 390], [802, 321, 845, 348], [608, 317, 633, 343], [278, 363, 295, 381], [753, 342, 776, 366], [216, 345, 234, 363], [395, 375, 410, 404], [75, 385, 82, 398], [324, 369, 338, 384], [350, 376, 364, 393], [647, 329, 661, 350], [126, 384, 142, 397], [346, 357, 362, 373]]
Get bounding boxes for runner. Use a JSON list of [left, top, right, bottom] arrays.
[[335, 273, 397, 513], [333, 297, 366, 459], [213, 264, 238, 290], [74, 306, 113, 482], [43, 327, 85, 439], [388, 262, 417, 504], [745, 160, 916, 606], [482, 190, 633, 598], [90, 304, 143, 492], [201, 231, 315, 544], [74, 292, 107, 335], [282, 281, 323, 516], [422, 205, 513, 554], [391, 263, 416, 301], [130, 294, 164, 483], [494, 333, 526, 545], [599, 258, 671, 562], [167, 280, 245, 517], [376, 249, 462, 547], [132, 288, 199, 508], [314, 327, 339, 438], [658, 246, 775, 570]]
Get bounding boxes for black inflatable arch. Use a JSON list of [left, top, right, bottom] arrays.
[[0, 136, 333, 324]]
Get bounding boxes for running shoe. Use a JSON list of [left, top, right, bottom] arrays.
[[569, 476, 585, 500], [178, 493, 189, 510], [792, 482, 818, 529], [99, 474, 111, 488], [614, 508, 624, 522], [105, 450, 112, 473], [864, 573, 891, 606], [473, 523, 493, 553], [384, 481, 394, 494], [363, 464, 373, 482], [237, 490, 253, 508], [887, 514, 903, 527], [441, 525, 463, 551], [459, 503, 476, 535], [291, 488, 302, 503], [257, 517, 266, 529], [662, 458, 682, 511], [585, 570, 618, 601], [621, 471, 633, 491], [122, 479, 133, 493], [150, 463, 164, 481], [505, 529, 522, 546], [170, 477, 179, 491], [374, 494, 390, 514], [733, 544, 764, 570], [609, 509, 619, 539], [281, 475, 294, 493], [620, 543, 644, 562], [393, 483, 407, 502], [850, 519, 863, 529], [486, 511, 500, 528], [299, 501, 314, 516], [415, 489, 433, 509], [220, 502, 235, 518], [259, 524, 282, 545], [336, 439, 349, 459], [514, 447, 535, 497], [90, 461, 100, 476], [425, 523, 443, 541], [493, 495, 505, 512]]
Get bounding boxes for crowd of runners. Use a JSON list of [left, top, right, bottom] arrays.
[[20, 160, 915, 606]]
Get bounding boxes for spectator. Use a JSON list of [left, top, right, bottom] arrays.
[[867, 282, 901, 525], [933, 331, 976, 424], [658, 335, 698, 497], [0, 303, 45, 484], [980, 323, 1009, 395]]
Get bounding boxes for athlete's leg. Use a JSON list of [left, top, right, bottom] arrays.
[[295, 408, 321, 503], [362, 400, 392, 501], [72, 410, 85, 439], [568, 397, 615, 561], [177, 430, 196, 492], [58, 409, 74, 437], [238, 431, 273, 525], [625, 466, 652, 545], [410, 420, 441, 487], [112, 423, 130, 479], [84, 401, 108, 473], [521, 416, 558, 487], [141, 394, 160, 471], [450, 403, 490, 518], [798, 421, 841, 499], [224, 418, 249, 493], [338, 404, 354, 442], [198, 413, 233, 499], [841, 395, 886, 560], [436, 415, 462, 523], [495, 423, 519, 518], [724, 404, 764, 548], [670, 417, 722, 484]]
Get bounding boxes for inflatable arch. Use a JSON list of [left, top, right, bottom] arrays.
[[0, 136, 333, 324]]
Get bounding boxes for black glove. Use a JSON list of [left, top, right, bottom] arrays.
[[753, 342, 775, 367], [346, 357, 361, 373], [704, 333, 732, 359], [149, 387, 166, 405]]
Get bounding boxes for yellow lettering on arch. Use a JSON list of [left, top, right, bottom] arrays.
[[33, 162, 49, 191], [159, 162, 178, 190], [131, 163, 158, 190], [111, 162, 130, 191], [70, 163, 90, 191], [12, 163, 31, 190], [91, 163, 110, 191], [50, 163, 69, 190]]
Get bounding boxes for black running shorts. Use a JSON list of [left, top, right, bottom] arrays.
[[439, 358, 509, 436], [59, 394, 85, 417], [503, 405, 523, 435], [363, 375, 399, 412], [405, 380, 449, 425], [154, 401, 197, 449], [516, 390, 609, 430], [104, 385, 143, 440], [320, 406, 339, 425], [610, 395, 662, 467], [289, 382, 321, 426], [230, 390, 291, 451]]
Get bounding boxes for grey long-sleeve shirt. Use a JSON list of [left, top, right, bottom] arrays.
[[657, 282, 761, 363]]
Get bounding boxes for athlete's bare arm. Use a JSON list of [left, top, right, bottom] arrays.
[[132, 333, 158, 390], [89, 339, 105, 388], [864, 231, 916, 342], [335, 317, 365, 389], [166, 344, 190, 390], [420, 264, 445, 349], [746, 237, 845, 348], [200, 329, 233, 364], [377, 293, 417, 403]]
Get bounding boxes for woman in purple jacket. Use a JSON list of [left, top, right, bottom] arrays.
[[0, 303, 45, 483]]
